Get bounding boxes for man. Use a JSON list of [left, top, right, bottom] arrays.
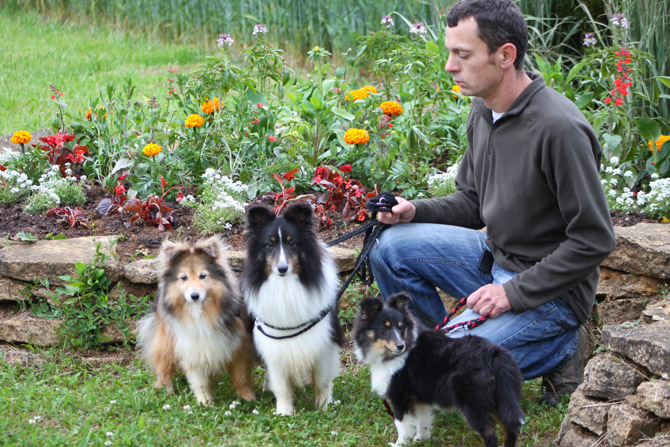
[[369, 0, 615, 405]]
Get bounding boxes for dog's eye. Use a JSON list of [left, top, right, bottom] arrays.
[[179, 274, 188, 281], [199, 272, 208, 280], [287, 239, 296, 247], [266, 240, 275, 248]]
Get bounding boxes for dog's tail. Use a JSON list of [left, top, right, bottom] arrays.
[[492, 350, 525, 447], [136, 313, 157, 362]]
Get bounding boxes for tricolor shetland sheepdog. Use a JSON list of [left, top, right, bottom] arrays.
[[242, 203, 344, 415], [353, 292, 525, 447], [137, 236, 256, 405]]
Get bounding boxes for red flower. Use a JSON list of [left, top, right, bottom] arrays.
[[268, 135, 277, 142], [114, 184, 126, 196], [615, 97, 623, 106], [339, 164, 352, 173]]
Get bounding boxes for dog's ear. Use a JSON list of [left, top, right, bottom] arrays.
[[359, 296, 383, 320], [159, 238, 186, 263], [387, 292, 411, 311], [282, 203, 314, 228], [246, 205, 276, 229], [196, 235, 227, 259]]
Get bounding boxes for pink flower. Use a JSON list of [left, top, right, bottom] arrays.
[[268, 136, 277, 142]]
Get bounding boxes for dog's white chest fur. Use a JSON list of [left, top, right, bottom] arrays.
[[369, 355, 407, 396]]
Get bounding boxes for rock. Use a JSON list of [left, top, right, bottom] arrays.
[[558, 419, 609, 447], [0, 312, 60, 346], [581, 352, 646, 400], [123, 258, 160, 284], [602, 321, 670, 378], [607, 402, 660, 447], [0, 276, 31, 303], [597, 298, 650, 326], [642, 301, 670, 324], [0, 236, 120, 285], [636, 380, 670, 419], [597, 267, 663, 299], [568, 387, 611, 436], [602, 224, 670, 279]]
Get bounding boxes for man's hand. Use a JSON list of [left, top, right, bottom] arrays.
[[467, 284, 511, 318], [377, 196, 416, 225]]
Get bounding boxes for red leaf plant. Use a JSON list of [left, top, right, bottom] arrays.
[[311, 165, 378, 224], [97, 174, 184, 231], [35, 130, 89, 177], [46, 207, 90, 229]]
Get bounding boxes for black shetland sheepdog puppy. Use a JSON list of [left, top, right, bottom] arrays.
[[353, 292, 525, 447], [242, 203, 344, 415]]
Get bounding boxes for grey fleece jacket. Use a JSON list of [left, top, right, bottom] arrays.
[[411, 73, 616, 324]]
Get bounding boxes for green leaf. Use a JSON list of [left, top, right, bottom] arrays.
[[331, 107, 355, 121], [425, 40, 440, 54], [309, 96, 322, 110], [601, 133, 622, 152], [634, 118, 661, 142], [13, 231, 37, 242], [657, 76, 670, 89]]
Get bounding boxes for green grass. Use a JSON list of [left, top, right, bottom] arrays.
[[0, 5, 204, 136], [1, 346, 567, 447]]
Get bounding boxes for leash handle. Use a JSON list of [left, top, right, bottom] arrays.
[[436, 296, 490, 333]]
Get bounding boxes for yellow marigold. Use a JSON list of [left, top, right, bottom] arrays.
[[648, 134, 670, 153], [379, 101, 403, 116], [344, 128, 370, 145], [201, 97, 221, 114], [142, 143, 162, 157], [10, 130, 32, 145], [451, 85, 461, 98], [361, 85, 378, 94], [185, 114, 205, 128]]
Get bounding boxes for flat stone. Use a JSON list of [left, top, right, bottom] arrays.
[[123, 257, 160, 284], [602, 321, 670, 378], [597, 267, 663, 299], [581, 352, 646, 400], [642, 301, 670, 324], [0, 236, 120, 285], [569, 387, 611, 436], [602, 224, 670, 280], [636, 380, 670, 419], [558, 419, 608, 447], [607, 402, 660, 447], [0, 276, 31, 303], [0, 312, 60, 346]]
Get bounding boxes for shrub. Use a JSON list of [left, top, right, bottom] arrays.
[[189, 168, 248, 234]]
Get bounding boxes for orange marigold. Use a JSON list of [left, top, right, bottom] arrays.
[[379, 101, 403, 116], [142, 143, 162, 157], [10, 130, 32, 145], [344, 128, 370, 145], [648, 135, 670, 153], [185, 114, 205, 128], [86, 105, 107, 120], [201, 97, 221, 114]]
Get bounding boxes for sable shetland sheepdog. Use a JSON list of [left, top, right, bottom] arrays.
[[137, 236, 256, 405], [353, 292, 525, 447], [242, 203, 345, 416]]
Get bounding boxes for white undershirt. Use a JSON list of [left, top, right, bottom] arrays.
[[492, 110, 504, 122]]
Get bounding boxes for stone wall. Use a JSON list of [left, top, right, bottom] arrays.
[[0, 235, 358, 346], [558, 224, 670, 447]]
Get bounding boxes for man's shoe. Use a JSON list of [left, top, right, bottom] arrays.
[[538, 325, 593, 407]]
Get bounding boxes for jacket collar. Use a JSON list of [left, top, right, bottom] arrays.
[[471, 72, 545, 124]]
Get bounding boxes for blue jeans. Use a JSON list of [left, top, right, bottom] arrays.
[[369, 223, 580, 380]]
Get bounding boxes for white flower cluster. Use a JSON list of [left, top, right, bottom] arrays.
[[0, 167, 33, 203], [217, 33, 234, 47], [602, 161, 638, 213], [426, 164, 460, 197], [381, 15, 394, 29], [192, 169, 249, 233], [637, 177, 670, 219], [409, 22, 427, 36], [253, 24, 267, 35]]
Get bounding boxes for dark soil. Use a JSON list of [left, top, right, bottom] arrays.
[[0, 185, 664, 263]]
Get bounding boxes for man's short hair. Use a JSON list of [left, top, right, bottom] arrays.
[[447, 0, 528, 70]]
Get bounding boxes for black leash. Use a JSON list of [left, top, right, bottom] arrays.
[[254, 192, 397, 340]]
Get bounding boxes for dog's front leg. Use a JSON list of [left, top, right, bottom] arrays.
[[312, 346, 340, 410], [392, 414, 417, 447], [267, 367, 294, 415], [185, 366, 212, 406]]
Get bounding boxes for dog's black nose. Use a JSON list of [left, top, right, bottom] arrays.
[[277, 264, 288, 275], [191, 293, 201, 301], [396, 342, 405, 351]]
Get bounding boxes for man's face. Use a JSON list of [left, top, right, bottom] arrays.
[[444, 16, 503, 100]]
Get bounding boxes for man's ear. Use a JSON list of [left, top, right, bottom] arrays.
[[499, 42, 517, 69]]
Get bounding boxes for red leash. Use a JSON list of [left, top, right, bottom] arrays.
[[435, 296, 490, 333]]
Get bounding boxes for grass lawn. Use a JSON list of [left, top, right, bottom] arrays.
[[0, 6, 204, 136], [0, 345, 568, 447]]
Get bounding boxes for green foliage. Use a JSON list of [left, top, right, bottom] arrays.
[[19, 240, 151, 349]]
